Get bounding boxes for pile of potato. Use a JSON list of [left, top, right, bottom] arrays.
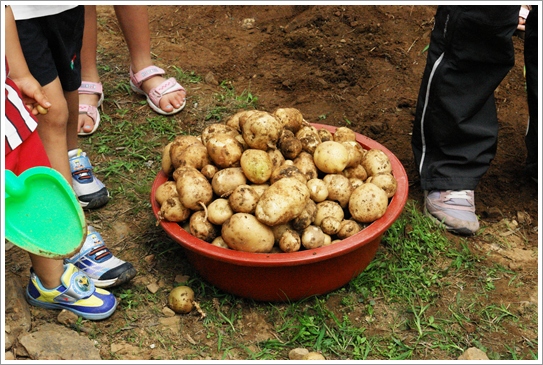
[[155, 108, 398, 254]]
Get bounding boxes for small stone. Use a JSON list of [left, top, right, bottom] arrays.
[[289, 348, 309, 360], [458, 347, 489, 360]]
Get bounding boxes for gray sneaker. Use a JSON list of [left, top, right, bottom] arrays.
[[424, 190, 479, 235]]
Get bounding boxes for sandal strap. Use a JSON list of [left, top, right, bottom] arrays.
[[130, 66, 166, 89], [519, 7, 530, 19], [79, 104, 98, 123], [79, 81, 103, 96], [148, 77, 186, 107]]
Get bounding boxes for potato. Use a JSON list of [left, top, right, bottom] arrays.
[[255, 177, 310, 226], [293, 151, 318, 181], [320, 216, 341, 235], [155, 180, 178, 206], [212, 167, 247, 197], [211, 236, 230, 249], [169, 135, 202, 169], [207, 198, 234, 225], [333, 126, 356, 142], [366, 172, 397, 198], [306, 178, 328, 203], [251, 183, 269, 198], [349, 182, 389, 223], [362, 148, 392, 177], [317, 128, 334, 142], [314, 200, 344, 227], [268, 148, 286, 172], [159, 197, 191, 222], [270, 162, 307, 185], [168, 286, 194, 314], [201, 164, 219, 180], [273, 107, 304, 133], [323, 174, 352, 208], [176, 166, 213, 211], [343, 164, 368, 181], [313, 141, 349, 174], [301, 225, 325, 250], [189, 210, 220, 242], [225, 110, 258, 133], [222, 213, 275, 253], [161, 141, 174, 176], [228, 184, 260, 214], [174, 141, 211, 170], [278, 229, 301, 253], [296, 125, 321, 155], [201, 123, 239, 146], [341, 141, 365, 168], [337, 219, 361, 239], [240, 111, 283, 150], [350, 178, 364, 190], [278, 130, 303, 159], [206, 133, 244, 168], [240, 149, 273, 184], [290, 199, 317, 231]]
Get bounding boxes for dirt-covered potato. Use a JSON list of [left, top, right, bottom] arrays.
[[206, 133, 244, 168], [201, 123, 239, 146], [273, 107, 304, 133], [201, 164, 219, 180], [320, 216, 341, 236], [333, 126, 356, 142], [278, 229, 301, 253], [290, 199, 317, 231], [307, 178, 328, 203], [268, 148, 286, 172], [317, 128, 334, 142], [189, 210, 220, 242], [278, 130, 303, 159], [341, 141, 365, 168], [314, 200, 344, 227], [342, 164, 368, 181], [155, 180, 178, 206], [336, 219, 361, 239], [323, 173, 353, 208], [176, 166, 214, 211], [240, 149, 273, 184], [211, 167, 247, 197], [362, 148, 392, 177], [225, 110, 258, 133], [349, 182, 389, 223], [168, 286, 194, 314], [269, 162, 307, 185], [206, 198, 234, 225], [313, 141, 350, 174], [159, 196, 191, 222], [296, 125, 322, 155], [161, 141, 174, 176], [301, 225, 326, 250], [169, 135, 202, 170], [293, 151, 318, 181], [366, 172, 397, 198], [250, 183, 269, 198], [211, 236, 230, 249], [255, 177, 310, 226], [228, 184, 260, 214], [222, 213, 275, 253], [240, 111, 283, 150]]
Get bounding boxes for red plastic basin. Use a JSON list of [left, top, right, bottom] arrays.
[[150, 123, 408, 302]]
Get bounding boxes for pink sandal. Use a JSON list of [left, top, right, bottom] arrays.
[[129, 66, 186, 116], [78, 81, 104, 136]]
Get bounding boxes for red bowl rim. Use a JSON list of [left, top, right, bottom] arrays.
[[151, 123, 408, 267]]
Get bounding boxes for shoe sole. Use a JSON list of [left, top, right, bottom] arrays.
[[79, 194, 110, 210], [93, 266, 137, 288], [26, 293, 117, 320]]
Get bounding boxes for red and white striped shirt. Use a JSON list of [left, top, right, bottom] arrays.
[[4, 60, 38, 156]]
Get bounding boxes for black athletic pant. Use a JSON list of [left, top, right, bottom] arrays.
[[411, 5, 522, 191], [524, 5, 538, 180]]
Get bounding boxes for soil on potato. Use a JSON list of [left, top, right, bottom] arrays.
[[5, 5, 538, 361]]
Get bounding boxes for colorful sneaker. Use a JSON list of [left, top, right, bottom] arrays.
[[26, 263, 117, 321], [65, 226, 137, 288], [424, 190, 479, 235], [69, 148, 110, 210]]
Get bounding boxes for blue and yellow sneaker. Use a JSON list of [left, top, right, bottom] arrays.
[[69, 148, 110, 210], [65, 226, 137, 288], [26, 263, 117, 321]]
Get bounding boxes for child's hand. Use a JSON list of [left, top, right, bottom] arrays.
[[517, 5, 531, 31], [15, 76, 52, 115]]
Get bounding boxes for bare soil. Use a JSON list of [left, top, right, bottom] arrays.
[[4, 5, 538, 361]]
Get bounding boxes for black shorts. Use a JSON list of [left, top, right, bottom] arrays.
[[15, 6, 84, 92]]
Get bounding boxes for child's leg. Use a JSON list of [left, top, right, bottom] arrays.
[[114, 5, 186, 114], [28, 254, 65, 289], [78, 5, 102, 135]]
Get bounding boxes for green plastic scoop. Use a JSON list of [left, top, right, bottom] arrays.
[[5, 167, 86, 258]]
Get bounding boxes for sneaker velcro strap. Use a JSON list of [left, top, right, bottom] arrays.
[[54, 270, 96, 303], [69, 153, 93, 174]]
